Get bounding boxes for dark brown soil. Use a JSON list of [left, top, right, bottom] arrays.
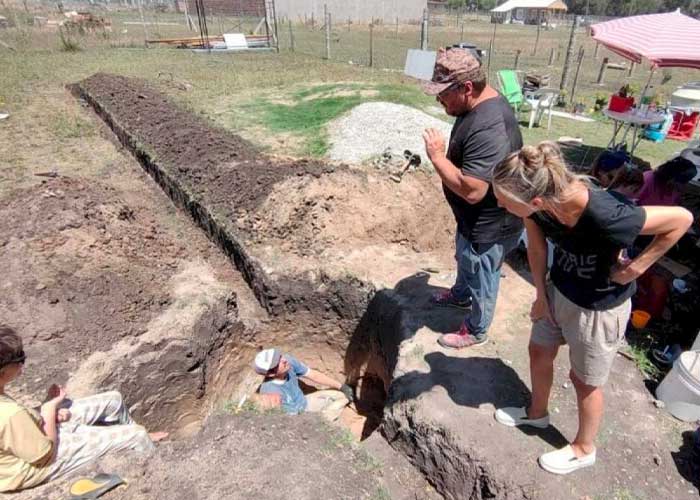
[[1, 177, 175, 382], [73, 73, 337, 233], [0, 175, 242, 428]]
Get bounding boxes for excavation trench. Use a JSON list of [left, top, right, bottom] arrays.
[[71, 74, 526, 499], [70, 74, 389, 436]]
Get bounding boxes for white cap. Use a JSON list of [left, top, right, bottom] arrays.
[[253, 348, 281, 374]]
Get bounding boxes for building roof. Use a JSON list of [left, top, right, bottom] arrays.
[[491, 0, 568, 13]]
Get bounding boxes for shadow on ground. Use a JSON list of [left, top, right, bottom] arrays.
[[344, 267, 569, 450], [672, 430, 700, 493]]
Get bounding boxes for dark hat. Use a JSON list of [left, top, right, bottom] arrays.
[[421, 48, 483, 96]]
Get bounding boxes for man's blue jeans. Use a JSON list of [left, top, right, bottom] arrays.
[[451, 231, 520, 339]]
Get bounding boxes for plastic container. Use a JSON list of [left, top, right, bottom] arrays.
[[630, 310, 651, 329], [609, 95, 635, 113], [656, 350, 700, 422]]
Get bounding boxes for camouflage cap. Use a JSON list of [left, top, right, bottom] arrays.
[[421, 47, 482, 96]]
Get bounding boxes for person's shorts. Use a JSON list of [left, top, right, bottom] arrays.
[[530, 283, 631, 387]]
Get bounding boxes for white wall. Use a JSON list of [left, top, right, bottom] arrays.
[[274, 0, 427, 23]]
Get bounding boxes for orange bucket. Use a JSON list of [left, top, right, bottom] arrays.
[[631, 310, 651, 329]]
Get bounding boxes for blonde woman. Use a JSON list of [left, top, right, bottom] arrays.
[[0, 326, 167, 492], [491, 142, 692, 475]]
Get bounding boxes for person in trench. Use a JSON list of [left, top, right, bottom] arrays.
[[420, 47, 524, 349], [251, 348, 354, 422], [0, 325, 168, 492], [491, 141, 693, 475]]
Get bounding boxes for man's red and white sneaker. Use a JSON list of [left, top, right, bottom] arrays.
[[437, 323, 487, 349]]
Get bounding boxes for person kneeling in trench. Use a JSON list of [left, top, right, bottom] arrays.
[[251, 348, 354, 422], [0, 325, 168, 493]]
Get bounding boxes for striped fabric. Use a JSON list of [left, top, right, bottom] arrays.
[[590, 10, 700, 69]]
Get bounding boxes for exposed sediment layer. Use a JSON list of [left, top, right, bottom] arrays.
[[70, 74, 374, 324]]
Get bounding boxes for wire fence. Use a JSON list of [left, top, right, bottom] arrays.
[[278, 11, 696, 107], [7, 2, 696, 107]]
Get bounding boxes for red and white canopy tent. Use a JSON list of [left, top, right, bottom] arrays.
[[590, 10, 700, 97]]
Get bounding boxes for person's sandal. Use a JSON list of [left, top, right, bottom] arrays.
[[494, 407, 550, 429], [538, 445, 596, 475]]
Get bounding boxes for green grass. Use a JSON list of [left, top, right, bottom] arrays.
[[51, 114, 95, 139], [371, 486, 392, 500], [622, 343, 661, 381], [0, 8, 687, 166], [240, 82, 433, 156]]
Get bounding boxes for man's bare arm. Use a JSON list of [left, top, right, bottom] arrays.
[[423, 128, 490, 204]]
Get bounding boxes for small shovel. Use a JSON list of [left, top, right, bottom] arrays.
[[390, 150, 422, 183]]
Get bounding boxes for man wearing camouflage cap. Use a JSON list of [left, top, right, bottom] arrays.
[[422, 47, 523, 349]]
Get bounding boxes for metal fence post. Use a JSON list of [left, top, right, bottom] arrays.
[[514, 49, 521, 70], [369, 22, 374, 67], [137, 0, 149, 47], [288, 19, 294, 52], [533, 18, 541, 56], [548, 47, 556, 66], [395, 16, 399, 39], [487, 20, 496, 83], [594, 41, 600, 59], [324, 5, 330, 60], [420, 8, 428, 50], [628, 61, 635, 77]]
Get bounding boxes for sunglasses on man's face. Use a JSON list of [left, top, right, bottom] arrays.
[[437, 82, 460, 99]]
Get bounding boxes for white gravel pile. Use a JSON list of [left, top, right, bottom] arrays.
[[327, 102, 453, 164]]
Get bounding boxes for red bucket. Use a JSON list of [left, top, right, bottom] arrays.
[[608, 95, 635, 113]]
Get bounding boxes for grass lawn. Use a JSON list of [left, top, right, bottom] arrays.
[[1, 15, 691, 179]]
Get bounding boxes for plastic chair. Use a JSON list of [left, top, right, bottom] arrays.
[[497, 70, 524, 111], [521, 88, 559, 130]]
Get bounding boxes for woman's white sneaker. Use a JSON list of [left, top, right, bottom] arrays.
[[538, 445, 596, 475], [494, 406, 550, 429]]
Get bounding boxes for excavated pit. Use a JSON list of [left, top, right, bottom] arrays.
[[70, 74, 695, 500], [68, 74, 395, 438]]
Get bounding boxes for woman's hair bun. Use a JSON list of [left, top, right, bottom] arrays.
[[519, 141, 562, 170], [518, 144, 543, 169]]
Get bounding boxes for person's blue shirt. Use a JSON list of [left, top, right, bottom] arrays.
[[259, 354, 309, 414]]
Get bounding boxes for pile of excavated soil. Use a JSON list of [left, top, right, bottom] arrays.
[[246, 169, 453, 258], [327, 102, 452, 164], [73, 74, 456, 316], [71, 73, 336, 234]]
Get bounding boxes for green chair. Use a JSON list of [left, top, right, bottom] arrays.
[[497, 70, 524, 111]]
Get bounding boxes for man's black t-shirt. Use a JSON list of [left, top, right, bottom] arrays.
[[531, 188, 647, 310], [444, 95, 524, 244]]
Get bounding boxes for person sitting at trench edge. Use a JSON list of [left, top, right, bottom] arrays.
[[0, 325, 168, 493], [491, 142, 692, 475], [251, 348, 354, 422]]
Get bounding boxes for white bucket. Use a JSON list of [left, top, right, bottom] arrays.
[[656, 350, 700, 422]]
